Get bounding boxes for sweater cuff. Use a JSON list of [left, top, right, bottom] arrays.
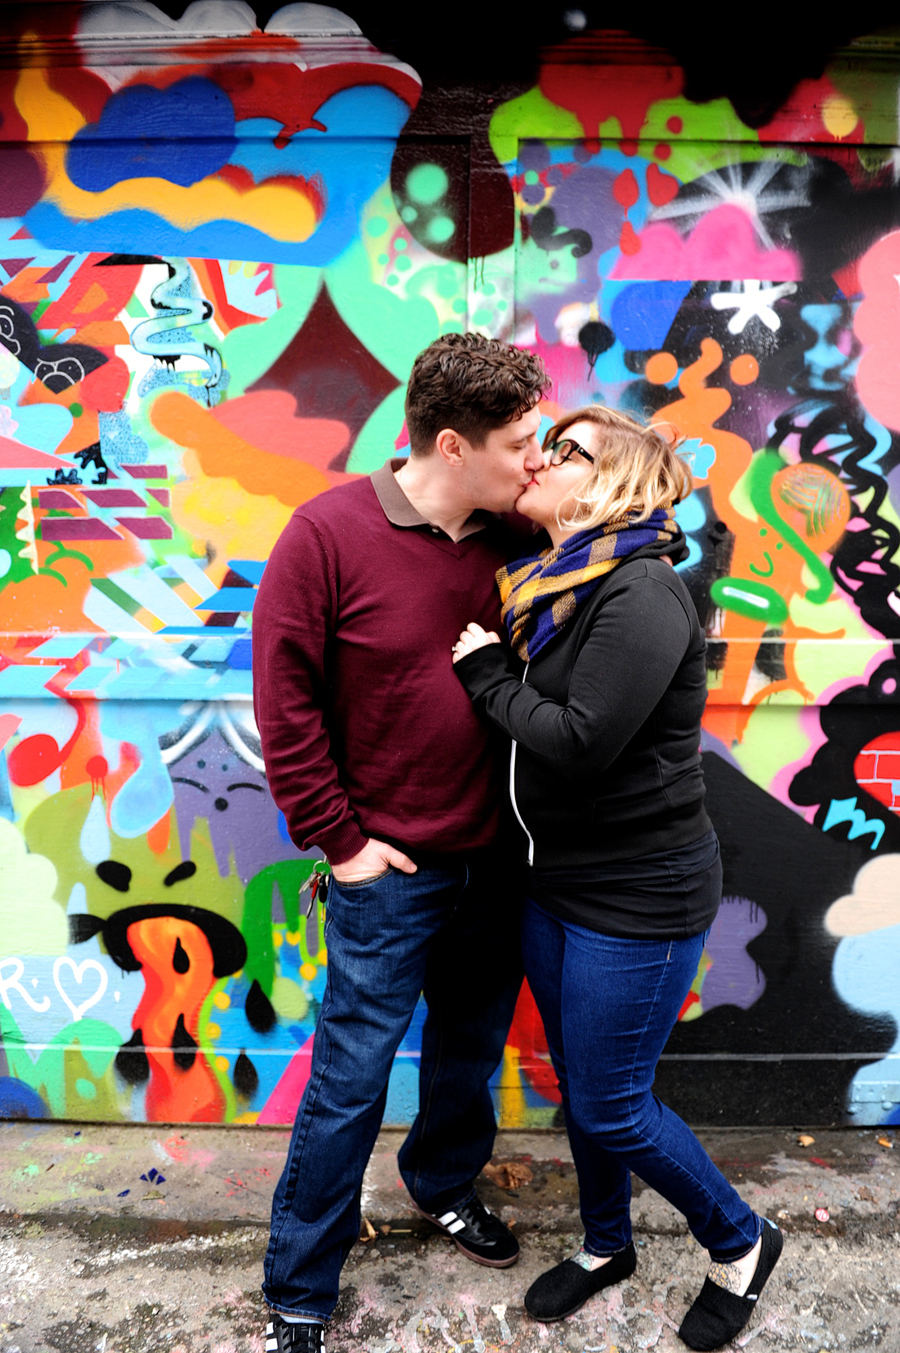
[[453, 643, 513, 695], [313, 818, 370, 866]]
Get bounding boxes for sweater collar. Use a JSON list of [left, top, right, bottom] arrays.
[[370, 459, 489, 539]]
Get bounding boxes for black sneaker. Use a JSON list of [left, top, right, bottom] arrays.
[[265, 1315, 326, 1353], [412, 1193, 519, 1267]]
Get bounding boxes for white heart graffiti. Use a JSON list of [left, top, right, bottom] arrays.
[[53, 957, 108, 1022]]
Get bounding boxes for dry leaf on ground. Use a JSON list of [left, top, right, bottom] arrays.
[[482, 1161, 534, 1189]]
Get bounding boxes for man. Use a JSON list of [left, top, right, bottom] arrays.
[[252, 332, 549, 1353]]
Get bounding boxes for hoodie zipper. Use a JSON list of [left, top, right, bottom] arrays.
[[508, 661, 535, 866]]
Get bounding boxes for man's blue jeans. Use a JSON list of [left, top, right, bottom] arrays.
[[263, 850, 523, 1320], [522, 896, 760, 1263]]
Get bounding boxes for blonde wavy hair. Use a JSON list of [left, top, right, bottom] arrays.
[[545, 404, 693, 529]]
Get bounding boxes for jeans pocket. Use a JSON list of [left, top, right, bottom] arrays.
[[332, 868, 392, 891]]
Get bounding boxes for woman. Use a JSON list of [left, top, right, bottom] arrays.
[[451, 406, 782, 1352]]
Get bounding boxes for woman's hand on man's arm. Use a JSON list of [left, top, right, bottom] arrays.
[[452, 622, 502, 663]]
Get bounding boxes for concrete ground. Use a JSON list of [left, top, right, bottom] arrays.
[[1, 1121, 899, 1353]]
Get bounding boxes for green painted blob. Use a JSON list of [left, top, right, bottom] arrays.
[[709, 576, 789, 625], [497, 300, 508, 311], [442, 319, 464, 335], [394, 237, 408, 251], [452, 299, 468, 314], [746, 449, 832, 604], [401, 205, 418, 224], [482, 283, 496, 296], [242, 860, 319, 995], [829, 67, 900, 145], [271, 975, 309, 1022], [436, 271, 461, 299], [378, 253, 389, 265], [406, 163, 448, 205], [387, 273, 399, 286], [427, 217, 455, 244], [395, 256, 412, 272], [524, 170, 540, 185], [490, 86, 584, 164], [366, 216, 389, 237], [69, 403, 83, 418], [472, 308, 494, 327]]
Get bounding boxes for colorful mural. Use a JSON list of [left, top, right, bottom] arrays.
[[2, 5, 900, 1127]]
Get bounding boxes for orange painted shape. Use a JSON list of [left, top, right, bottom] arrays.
[[128, 915, 225, 1124], [151, 390, 333, 507], [645, 352, 678, 385], [147, 810, 171, 856], [730, 354, 759, 386], [70, 321, 131, 349]]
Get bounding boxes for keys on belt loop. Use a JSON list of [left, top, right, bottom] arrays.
[[299, 859, 330, 917]]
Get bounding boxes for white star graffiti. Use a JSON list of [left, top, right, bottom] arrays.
[[710, 280, 798, 333]]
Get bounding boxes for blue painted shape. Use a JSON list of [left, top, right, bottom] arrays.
[[99, 702, 175, 836], [230, 89, 409, 262], [185, 636, 234, 663], [26, 203, 321, 266], [858, 416, 893, 475], [26, 635, 96, 659], [610, 282, 692, 351], [29, 89, 413, 265], [99, 667, 217, 699], [673, 492, 707, 573], [0, 747, 12, 822], [679, 436, 717, 481], [228, 559, 267, 585], [67, 78, 235, 190], [384, 1055, 420, 1125], [194, 588, 257, 612], [214, 671, 253, 697], [0, 666, 63, 696], [158, 625, 244, 635], [229, 637, 253, 669], [822, 796, 885, 850], [62, 667, 117, 693], [0, 1078, 47, 1119]]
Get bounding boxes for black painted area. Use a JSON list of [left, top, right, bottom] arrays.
[[657, 753, 894, 1124]]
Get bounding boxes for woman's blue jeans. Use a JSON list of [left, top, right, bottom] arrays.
[[522, 897, 760, 1262], [262, 850, 523, 1320]]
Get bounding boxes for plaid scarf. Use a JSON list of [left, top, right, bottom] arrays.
[[498, 510, 678, 661]]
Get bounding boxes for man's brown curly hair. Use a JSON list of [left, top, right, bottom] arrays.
[[405, 333, 550, 455]]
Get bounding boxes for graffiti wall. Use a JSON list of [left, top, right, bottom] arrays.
[[1, 5, 900, 1127]]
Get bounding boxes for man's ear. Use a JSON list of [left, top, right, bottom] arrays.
[[435, 427, 466, 466]]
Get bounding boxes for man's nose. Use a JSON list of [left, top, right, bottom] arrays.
[[524, 438, 544, 471]]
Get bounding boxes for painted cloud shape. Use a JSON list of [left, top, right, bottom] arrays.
[[67, 77, 236, 190], [611, 204, 802, 281]]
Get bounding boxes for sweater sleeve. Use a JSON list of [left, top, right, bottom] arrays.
[[453, 572, 693, 776], [252, 512, 368, 865]]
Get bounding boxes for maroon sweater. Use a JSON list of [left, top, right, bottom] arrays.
[[252, 462, 518, 865]]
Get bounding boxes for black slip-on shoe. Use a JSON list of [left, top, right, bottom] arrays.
[[412, 1193, 519, 1267], [265, 1315, 326, 1353], [524, 1242, 637, 1321], [678, 1219, 784, 1351]]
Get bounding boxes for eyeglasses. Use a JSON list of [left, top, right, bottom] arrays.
[[546, 436, 595, 467]]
